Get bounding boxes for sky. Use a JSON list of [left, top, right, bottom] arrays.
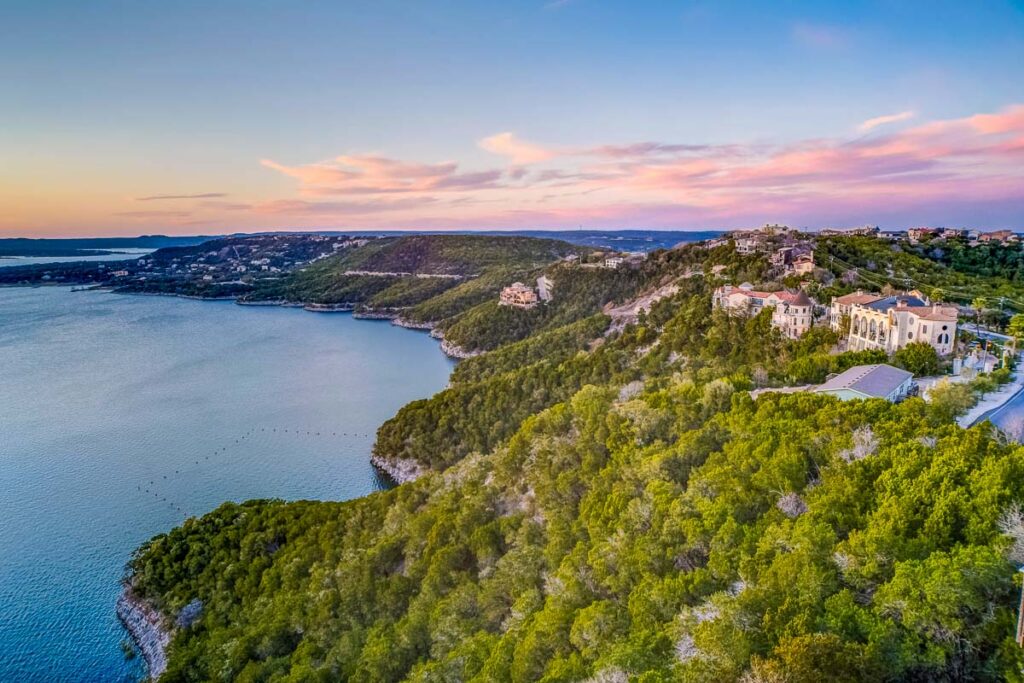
[[2, 1, 1023, 237]]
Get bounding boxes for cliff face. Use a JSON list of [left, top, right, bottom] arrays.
[[370, 454, 426, 484], [117, 586, 171, 680]]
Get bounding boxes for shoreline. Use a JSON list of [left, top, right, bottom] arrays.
[[370, 454, 427, 484], [98, 287, 460, 660], [10, 282, 465, 672], [116, 584, 171, 680]]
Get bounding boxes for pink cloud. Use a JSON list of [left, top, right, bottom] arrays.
[[478, 132, 555, 164], [262, 155, 506, 195], [858, 110, 915, 132], [226, 103, 1024, 230]]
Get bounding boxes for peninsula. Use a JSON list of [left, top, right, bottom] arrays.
[[78, 227, 1024, 680]]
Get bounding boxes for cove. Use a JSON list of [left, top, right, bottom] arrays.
[[0, 286, 454, 682]]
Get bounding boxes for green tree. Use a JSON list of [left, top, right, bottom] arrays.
[[1008, 313, 1024, 340], [894, 341, 941, 376], [927, 379, 976, 423]]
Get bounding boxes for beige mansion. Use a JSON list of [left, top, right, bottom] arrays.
[[830, 291, 958, 355], [713, 284, 815, 339]]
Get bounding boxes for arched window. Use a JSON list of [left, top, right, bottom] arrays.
[[869, 320, 877, 341]]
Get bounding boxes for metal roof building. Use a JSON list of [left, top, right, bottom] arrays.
[[813, 364, 914, 402]]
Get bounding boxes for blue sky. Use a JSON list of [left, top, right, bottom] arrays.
[[2, 1, 1023, 235]]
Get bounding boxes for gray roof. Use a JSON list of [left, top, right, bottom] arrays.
[[814, 364, 913, 398], [864, 295, 927, 311]]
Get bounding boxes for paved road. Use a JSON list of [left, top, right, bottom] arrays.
[[976, 380, 1024, 431]]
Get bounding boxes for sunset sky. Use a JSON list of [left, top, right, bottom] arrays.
[[3, 1, 1023, 237]]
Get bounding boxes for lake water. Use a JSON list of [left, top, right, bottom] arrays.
[[0, 287, 455, 682], [0, 249, 154, 269]]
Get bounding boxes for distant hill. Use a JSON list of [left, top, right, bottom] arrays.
[[250, 234, 578, 309], [0, 230, 718, 258], [330, 234, 575, 276], [0, 235, 209, 257], [320, 229, 725, 253]]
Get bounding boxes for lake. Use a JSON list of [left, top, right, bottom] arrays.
[[0, 287, 455, 682], [0, 249, 154, 269]]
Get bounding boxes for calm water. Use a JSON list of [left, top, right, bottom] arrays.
[[0, 287, 454, 682], [0, 249, 153, 269]]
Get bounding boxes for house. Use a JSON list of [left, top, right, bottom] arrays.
[[705, 237, 729, 249], [849, 225, 880, 236], [735, 235, 768, 254], [111, 270, 130, 277], [829, 290, 883, 329], [604, 256, 624, 269], [713, 284, 815, 339], [791, 252, 815, 276], [536, 275, 554, 302], [979, 230, 1018, 244], [830, 291, 958, 356], [907, 227, 940, 243], [499, 282, 539, 309], [770, 247, 795, 268], [813, 364, 914, 402]]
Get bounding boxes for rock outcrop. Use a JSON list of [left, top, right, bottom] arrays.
[[117, 585, 171, 680], [370, 454, 426, 484]]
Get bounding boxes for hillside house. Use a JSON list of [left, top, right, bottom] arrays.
[[830, 291, 958, 355], [791, 252, 815, 276], [978, 230, 1018, 244], [770, 247, 795, 268], [604, 256, 624, 269], [499, 282, 539, 309], [908, 227, 939, 243], [713, 284, 815, 339], [735, 235, 768, 254]]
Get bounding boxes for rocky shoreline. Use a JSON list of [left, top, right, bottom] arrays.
[[370, 454, 427, 484], [391, 316, 435, 331], [353, 310, 399, 320], [302, 302, 356, 312], [117, 585, 171, 680], [439, 338, 481, 359]]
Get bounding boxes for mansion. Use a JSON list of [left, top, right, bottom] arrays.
[[830, 291, 958, 355], [499, 282, 539, 309], [713, 284, 815, 339]]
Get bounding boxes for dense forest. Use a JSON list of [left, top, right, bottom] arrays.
[[126, 232, 1024, 681]]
